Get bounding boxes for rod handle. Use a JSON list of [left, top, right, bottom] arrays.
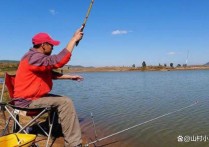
[[76, 24, 85, 46]]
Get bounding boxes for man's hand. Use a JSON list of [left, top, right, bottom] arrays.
[[55, 74, 83, 81], [73, 26, 84, 42], [70, 75, 84, 81], [66, 26, 84, 53]]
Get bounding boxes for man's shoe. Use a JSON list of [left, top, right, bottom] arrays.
[[26, 126, 36, 134]]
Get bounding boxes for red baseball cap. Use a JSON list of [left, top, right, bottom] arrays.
[[32, 32, 60, 46]]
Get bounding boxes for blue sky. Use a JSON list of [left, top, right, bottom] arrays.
[[1, 0, 209, 67]]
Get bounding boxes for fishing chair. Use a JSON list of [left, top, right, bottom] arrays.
[[0, 72, 56, 147]]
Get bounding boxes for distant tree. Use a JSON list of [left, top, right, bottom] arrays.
[[159, 63, 162, 67], [142, 61, 146, 68], [183, 64, 187, 67], [164, 64, 167, 67], [177, 64, 181, 67], [132, 64, 135, 68], [170, 63, 174, 68]]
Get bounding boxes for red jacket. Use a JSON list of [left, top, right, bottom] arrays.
[[14, 48, 71, 100]]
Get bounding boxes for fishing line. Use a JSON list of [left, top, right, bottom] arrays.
[[84, 101, 198, 146]]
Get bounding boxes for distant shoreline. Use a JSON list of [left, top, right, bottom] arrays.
[[1, 61, 209, 77], [60, 65, 209, 73]]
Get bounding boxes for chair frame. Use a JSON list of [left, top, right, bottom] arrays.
[[0, 72, 56, 147]]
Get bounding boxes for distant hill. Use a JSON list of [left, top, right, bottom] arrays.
[[204, 62, 209, 66], [65, 65, 84, 68], [64, 65, 94, 68], [0, 60, 19, 63]]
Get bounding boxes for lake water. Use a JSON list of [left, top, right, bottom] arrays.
[[51, 70, 209, 147]]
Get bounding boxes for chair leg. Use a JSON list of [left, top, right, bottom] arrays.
[[1, 105, 10, 135], [12, 114, 20, 133], [45, 111, 55, 147], [2, 116, 12, 135], [17, 108, 48, 133], [4, 106, 26, 134]]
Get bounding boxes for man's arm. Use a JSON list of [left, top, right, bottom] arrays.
[[56, 74, 84, 81], [28, 27, 84, 72], [52, 71, 83, 81], [66, 26, 84, 53]]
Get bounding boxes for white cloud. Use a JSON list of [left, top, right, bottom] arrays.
[[112, 30, 130, 35], [167, 52, 176, 55], [49, 9, 57, 15]]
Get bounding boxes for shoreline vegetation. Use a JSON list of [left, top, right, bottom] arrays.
[[1, 61, 209, 78]]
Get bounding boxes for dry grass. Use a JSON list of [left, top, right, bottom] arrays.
[[0, 84, 10, 102], [0, 62, 18, 77]]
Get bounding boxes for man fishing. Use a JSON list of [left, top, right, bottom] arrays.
[[13, 27, 84, 147]]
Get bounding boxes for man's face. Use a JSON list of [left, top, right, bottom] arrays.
[[42, 42, 54, 55]]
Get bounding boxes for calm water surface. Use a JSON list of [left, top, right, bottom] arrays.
[[52, 70, 209, 147]]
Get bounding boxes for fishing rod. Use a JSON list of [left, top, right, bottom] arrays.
[[76, 0, 95, 46], [84, 101, 198, 147]]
